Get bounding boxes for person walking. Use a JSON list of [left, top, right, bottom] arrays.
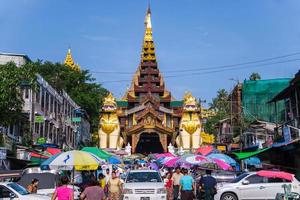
[[98, 174, 106, 189], [27, 178, 39, 193], [179, 169, 195, 200], [80, 179, 106, 200], [108, 171, 123, 200], [51, 176, 74, 200], [172, 167, 183, 200], [199, 170, 217, 200], [165, 173, 173, 200]]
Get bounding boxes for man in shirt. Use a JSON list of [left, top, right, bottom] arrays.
[[199, 170, 217, 200], [80, 179, 106, 200], [172, 167, 183, 200], [179, 169, 195, 200]]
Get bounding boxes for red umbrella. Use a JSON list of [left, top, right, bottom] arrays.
[[256, 170, 294, 181], [45, 147, 61, 155], [196, 145, 214, 156]]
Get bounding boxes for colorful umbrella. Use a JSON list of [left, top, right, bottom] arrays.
[[41, 150, 100, 171], [164, 157, 180, 167], [155, 153, 174, 159], [149, 162, 159, 170], [108, 156, 121, 164], [81, 147, 111, 160], [256, 170, 293, 181], [207, 153, 237, 166], [182, 155, 211, 165], [244, 157, 261, 167], [212, 158, 233, 171], [45, 147, 61, 155], [196, 145, 214, 156]]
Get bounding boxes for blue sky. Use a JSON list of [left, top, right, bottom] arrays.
[[1, 0, 300, 105]]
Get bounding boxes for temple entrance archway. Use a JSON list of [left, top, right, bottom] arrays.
[[136, 132, 164, 154]]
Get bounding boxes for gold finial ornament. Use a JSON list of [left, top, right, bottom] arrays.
[[141, 6, 156, 62], [64, 48, 80, 71]]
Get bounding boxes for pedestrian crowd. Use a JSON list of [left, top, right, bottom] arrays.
[[26, 161, 218, 200], [163, 167, 217, 200]]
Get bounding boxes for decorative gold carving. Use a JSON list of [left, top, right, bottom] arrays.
[[181, 92, 200, 134], [183, 92, 198, 112], [100, 93, 120, 134], [201, 132, 215, 144]]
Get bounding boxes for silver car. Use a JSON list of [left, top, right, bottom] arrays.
[[215, 172, 300, 200]]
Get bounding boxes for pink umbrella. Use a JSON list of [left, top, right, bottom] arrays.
[[184, 155, 211, 165], [256, 170, 294, 181], [155, 153, 175, 159], [164, 157, 180, 167], [212, 158, 233, 171]]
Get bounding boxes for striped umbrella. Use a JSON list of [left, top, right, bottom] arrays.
[[40, 150, 101, 171]]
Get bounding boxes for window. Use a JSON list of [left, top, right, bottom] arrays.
[[25, 88, 29, 99], [267, 178, 291, 183], [246, 175, 265, 184], [231, 173, 249, 183], [35, 86, 40, 103], [0, 185, 13, 198], [7, 183, 29, 195], [126, 172, 162, 183]]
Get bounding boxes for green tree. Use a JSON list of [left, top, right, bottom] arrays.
[[0, 62, 36, 127], [249, 72, 261, 81], [34, 61, 108, 132], [204, 89, 231, 135]]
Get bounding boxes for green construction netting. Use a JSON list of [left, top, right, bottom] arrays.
[[232, 147, 271, 160], [242, 79, 290, 123]]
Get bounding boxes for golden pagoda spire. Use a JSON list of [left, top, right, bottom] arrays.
[[141, 5, 156, 62], [64, 48, 80, 71]]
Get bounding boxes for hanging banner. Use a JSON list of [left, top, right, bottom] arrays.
[[35, 116, 44, 123]]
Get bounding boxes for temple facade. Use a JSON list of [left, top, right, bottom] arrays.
[[98, 7, 214, 153]]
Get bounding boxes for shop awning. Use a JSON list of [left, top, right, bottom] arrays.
[[232, 147, 271, 160]]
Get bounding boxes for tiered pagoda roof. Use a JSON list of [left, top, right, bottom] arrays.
[[64, 48, 80, 72], [125, 6, 171, 103]]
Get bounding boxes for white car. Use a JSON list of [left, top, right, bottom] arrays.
[[0, 182, 50, 200], [122, 170, 167, 200], [18, 167, 80, 199], [215, 172, 300, 200]]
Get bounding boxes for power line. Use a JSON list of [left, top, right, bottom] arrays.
[[91, 51, 300, 75], [98, 58, 300, 84]]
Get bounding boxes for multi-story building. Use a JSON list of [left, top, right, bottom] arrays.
[[0, 51, 89, 148]]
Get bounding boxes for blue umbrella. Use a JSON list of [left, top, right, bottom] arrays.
[[137, 160, 147, 164], [108, 156, 121, 164], [207, 153, 237, 166], [244, 157, 261, 166]]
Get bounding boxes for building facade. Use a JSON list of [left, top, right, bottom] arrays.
[[98, 7, 214, 153], [0, 52, 89, 148]]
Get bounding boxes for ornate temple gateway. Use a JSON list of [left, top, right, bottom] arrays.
[[98, 7, 214, 153]]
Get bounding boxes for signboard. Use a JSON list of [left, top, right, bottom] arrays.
[[283, 126, 291, 142], [72, 117, 81, 123], [0, 148, 7, 160], [216, 145, 227, 152], [37, 137, 46, 144], [35, 116, 44, 123]]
